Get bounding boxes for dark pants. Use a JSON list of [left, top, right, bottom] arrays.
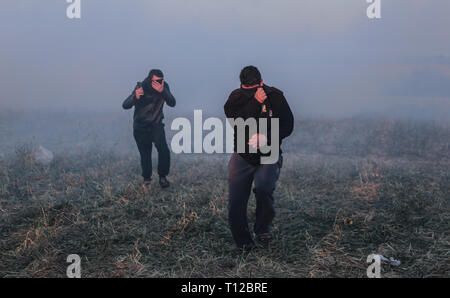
[[227, 153, 282, 248], [133, 124, 170, 180]]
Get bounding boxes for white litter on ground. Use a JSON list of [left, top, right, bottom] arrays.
[[377, 254, 401, 266]]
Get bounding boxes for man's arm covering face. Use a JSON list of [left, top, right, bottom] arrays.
[[162, 82, 176, 107], [122, 83, 139, 110], [224, 89, 262, 120]]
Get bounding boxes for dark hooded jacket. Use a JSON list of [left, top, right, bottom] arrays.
[[122, 77, 176, 131], [224, 85, 294, 165]]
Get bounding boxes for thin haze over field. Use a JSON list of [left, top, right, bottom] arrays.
[[0, 0, 449, 118]]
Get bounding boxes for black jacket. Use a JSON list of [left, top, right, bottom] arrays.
[[224, 85, 294, 165], [122, 77, 176, 131]]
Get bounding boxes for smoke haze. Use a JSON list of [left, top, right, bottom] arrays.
[[1, 0, 449, 119]]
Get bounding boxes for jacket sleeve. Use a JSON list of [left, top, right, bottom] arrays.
[[162, 83, 176, 107], [122, 84, 139, 110], [278, 94, 294, 139], [224, 90, 262, 120]]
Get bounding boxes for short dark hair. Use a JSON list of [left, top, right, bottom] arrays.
[[240, 66, 261, 86], [148, 69, 164, 79]]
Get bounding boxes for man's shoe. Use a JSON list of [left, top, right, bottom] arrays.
[[256, 233, 273, 247], [142, 179, 151, 191], [159, 176, 170, 188], [236, 242, 256, 254]]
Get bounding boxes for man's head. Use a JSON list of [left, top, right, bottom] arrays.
[[240, 66, 262, 88], [148, 69, 164, 82]]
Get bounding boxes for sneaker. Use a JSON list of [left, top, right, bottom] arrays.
[[159, 176, 170, 188], [256, 233, 273, 247]]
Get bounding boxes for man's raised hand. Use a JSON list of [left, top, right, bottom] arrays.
[[135, 87, 144, 100], [254, 82, 267, 103], [152, 79, 165, 93]]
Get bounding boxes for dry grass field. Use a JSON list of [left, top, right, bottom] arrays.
[[0, 112, 449, 277]]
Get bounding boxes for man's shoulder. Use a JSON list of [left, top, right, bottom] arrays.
[[227, 88, 244, 101], [229, 88, 242, 97], [266, 86, 284, 96]]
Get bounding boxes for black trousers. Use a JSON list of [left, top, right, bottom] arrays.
[[133, 124, 170, 180], [227, 153, 282, 249]]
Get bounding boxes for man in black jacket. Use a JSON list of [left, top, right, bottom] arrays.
[[224, 66, 294, 252], [123, 69, 176, 190]]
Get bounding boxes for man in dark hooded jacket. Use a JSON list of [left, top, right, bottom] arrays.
[[224, 66, 294, 252], [123, 69, 176, 189]]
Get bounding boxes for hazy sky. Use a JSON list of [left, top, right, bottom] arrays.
[[1, 0, 449, 118]]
